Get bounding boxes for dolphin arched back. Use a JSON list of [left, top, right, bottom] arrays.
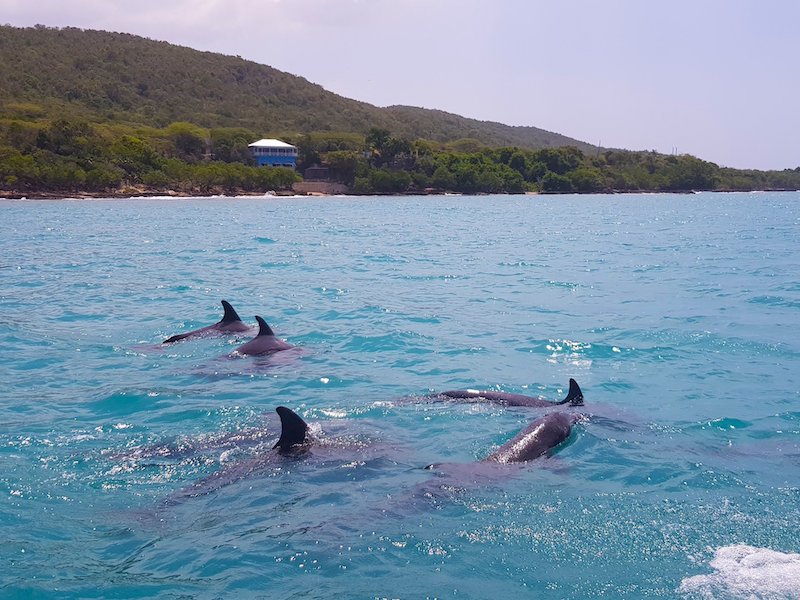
[[255, 316, 276, 337], [219, 300, 243, 326], [229, 316, 293, 355], [559, 378, 584, 406], [163, 300, 250, 343], [485, 412, 579, 463], [438, 378, 584, 408], [273, 406, 309, 451]]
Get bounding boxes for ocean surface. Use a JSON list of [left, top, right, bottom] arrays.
[[1, 192, 799, 599]]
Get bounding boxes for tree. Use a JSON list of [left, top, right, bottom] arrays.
[[533, 147, 584, 175], [165, 122, 207, 162], [210, 127, 257, 163], [568, 167, 605, 193], [368, 168, 411, 193], [541, 171, 574, 193], [382, 137, 411, 162], [324, 150, 363, 185], [664, 155, 719, 191], [431, 165, 454, 190], [508, 150, 528, 175], [35, 119, 98, 160], [0, 146, 38, 188], [365, 127, 390, 153], [527, 161, 547, 182], [110, 135, 163, 178]]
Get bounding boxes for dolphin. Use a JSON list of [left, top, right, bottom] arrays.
[[272, 405, 311, 452], [108, 407, 311, 466], [105, 422, 275, 463], [230, 316, 294, 356], [424, 411, 581, 473], [163, 300, 252, 343], [408, 411, 583, 511], [437, 378, 584, 407], [484, 411, 580, 463], [173, 407, 321, 499]]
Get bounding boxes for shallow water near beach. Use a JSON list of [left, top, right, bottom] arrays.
[[1, 192, 799, 599]]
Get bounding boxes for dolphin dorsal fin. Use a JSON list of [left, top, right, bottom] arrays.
[[255, 316, 275, 337], [562, 378, 584, 406], [273, 406, 309, 450], [219, 300, 243, 325]]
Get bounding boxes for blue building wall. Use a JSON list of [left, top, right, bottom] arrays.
[[250, 145, 297, 168], [253, 154, 297, 168]]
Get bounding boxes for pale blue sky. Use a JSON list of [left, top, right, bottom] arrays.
[[3, 0, 798, 170]]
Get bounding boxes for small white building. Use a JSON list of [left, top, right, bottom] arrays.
[[248, 139, 298, 168]]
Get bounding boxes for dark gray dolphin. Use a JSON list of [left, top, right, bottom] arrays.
[[123, 406, 309, 461], [230, 316, 294, 356], [484, 411, 580, 463], [438, 378, 584, 407], [169, 407, 311, 499], [163, 300, 251, 343], [104, 424, 274, 463], [273, 406, 310, 452], [408, 411, 583, 512]]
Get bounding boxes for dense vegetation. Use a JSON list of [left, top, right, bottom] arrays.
[[303, 130, 800, 194], [1, 25, 798, 197], [0, 118, 300, 194], [0, 25, 591, 150]]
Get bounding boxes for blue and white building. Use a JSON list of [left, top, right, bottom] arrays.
[[248, 139, 298, 168]]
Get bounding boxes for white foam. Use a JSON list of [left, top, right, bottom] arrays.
[[679, 544, 800, 599]]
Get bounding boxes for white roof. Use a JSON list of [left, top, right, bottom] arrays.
[[248, 138, 296, 148]]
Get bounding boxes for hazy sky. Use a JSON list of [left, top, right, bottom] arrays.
[[3, 0, 798, 170]]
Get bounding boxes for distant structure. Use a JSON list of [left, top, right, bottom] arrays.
[[248, 139, 297, 168], [304, 165, 330, 181]]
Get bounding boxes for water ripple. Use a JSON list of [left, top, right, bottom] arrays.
[[1, 193, 799, 598]]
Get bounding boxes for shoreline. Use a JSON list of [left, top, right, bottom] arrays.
[[1, 184, 799, 201], [0, 188, 300, 201]]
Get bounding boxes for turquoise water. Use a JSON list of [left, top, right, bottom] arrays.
[[1, 192, 799, 599]]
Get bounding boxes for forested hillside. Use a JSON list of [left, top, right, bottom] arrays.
[[1, 25, 798, 197], [0, 25, 590, 150]]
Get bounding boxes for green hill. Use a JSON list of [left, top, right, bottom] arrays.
[[2, 25, 798, 197], [0, 25, 594, 151]]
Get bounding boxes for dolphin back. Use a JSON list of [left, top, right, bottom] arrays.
[[163, 299, 246, 343], [558, 378, 584, 406], [255, 316, 276, 337], [485, 412, 578, 464], [230, 316, 293, 355], [439, 378, 584, 408], [273, 406, 310, 451], [162, 331, 193, 344], [219, 300, 243, 325]]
